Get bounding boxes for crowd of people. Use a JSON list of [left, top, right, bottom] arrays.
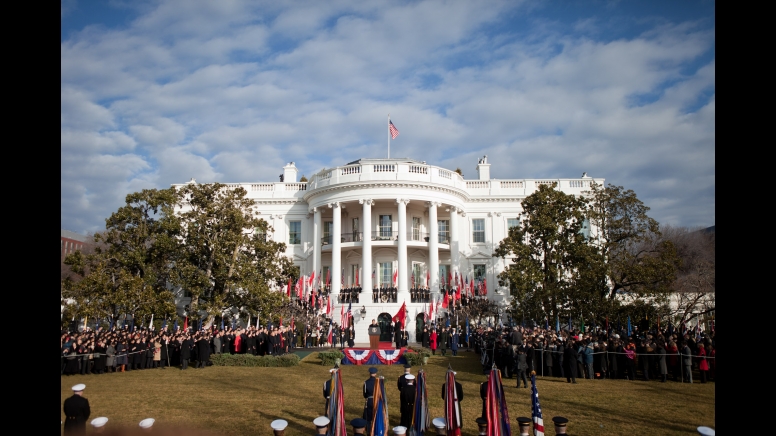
[[464, 323, 715, 384]]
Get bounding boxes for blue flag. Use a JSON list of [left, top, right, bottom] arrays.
[[231, 318, 236, 330], [446, 317, 450, 328], [173, 319, 178, 330], [667, 322, 674, 336], [465, 317, 470, 343], [627, 316, 632, 337], [198, 318, 202, 331], [129, 317, 135, 332], [109, 317, 114, 330], [555, 316, 560, 332], [161, 318, 167, 330], [545, 317, 549, 330], [220, 317, 225, 331], [568, 316, 572, 332]]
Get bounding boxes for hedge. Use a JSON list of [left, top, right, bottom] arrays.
[[209, 353, 300, 367], [317, 350, 345, 366]]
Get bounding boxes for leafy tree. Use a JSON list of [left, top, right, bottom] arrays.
[[494, 183, 591, 323], [175, 183, 298, 322], [62, 188, 182, 324], [586, 183, 680, 303]]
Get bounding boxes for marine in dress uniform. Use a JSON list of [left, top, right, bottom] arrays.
[[63, 384, 90, 436], [397, 363, 412, 391], [363, 367, 378, 428], [399, 374, 416, 427]]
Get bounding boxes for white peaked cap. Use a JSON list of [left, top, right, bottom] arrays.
[[313, 416, 330, 427], [139, 418, 155, 429], [271, 420, 288, 430], [90, 417, 108, 428], [71, 384, 86, 391]]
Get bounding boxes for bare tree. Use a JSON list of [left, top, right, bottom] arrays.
[[663, 226, 715, 325]]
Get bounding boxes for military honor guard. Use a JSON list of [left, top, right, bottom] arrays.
[[397, 363, 412, 391], [313, 416, 330, 435], [63, 384, 90, 436], [350, 418, 368, 435], [271, 419, 288, 436], [399, 374, 416, 427], [90, 417, 108, 434], [363, 367, 379, 428]]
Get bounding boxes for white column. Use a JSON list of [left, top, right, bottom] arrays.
[[397, 199, 410, 301], [313, 207, 321, 278], [330, 202, 341, 298], [360, 198, 373, 302], [490, 211, 501, 294], [428, 202, 440, 299], [449, 206, 459, 277]]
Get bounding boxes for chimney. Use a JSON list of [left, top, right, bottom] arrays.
[[476, 155, 490, 181], [283, 162, 298, 183]]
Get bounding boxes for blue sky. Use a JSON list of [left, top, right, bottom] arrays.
[[61, 0, 715, 234]]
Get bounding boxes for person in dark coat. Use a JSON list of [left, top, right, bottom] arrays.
[[180, 335, 192, 370], [450, 328, 460, 356], [515, 347, 528, 388], [479, 379, 488, 419], [543, 343, 554, 377], [63, 384, 90, 435], [160, 335, 170, 368], [563, 343, 578, 383], [394, 322, 403, 349], [438, 328, 450, 356], [363, 367, 378, 429], [656, 341, 668, 382], [421, 327, 430, 348], [399, 375, 417, 427], [197, 335, 211, 368]]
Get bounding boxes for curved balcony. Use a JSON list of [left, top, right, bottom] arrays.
[[321, 231, 450, 251]]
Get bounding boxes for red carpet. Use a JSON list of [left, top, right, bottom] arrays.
[[378, 341, 396, 350]]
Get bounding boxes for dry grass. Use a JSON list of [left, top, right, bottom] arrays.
[[61, 351, 714, 435]]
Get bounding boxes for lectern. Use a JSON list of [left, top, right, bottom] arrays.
[[368, 324, 381, 350]]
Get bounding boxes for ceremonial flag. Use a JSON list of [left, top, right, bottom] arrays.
[[287, 278, 292, 297], [556, 316, 560, 332], [531, 374, 545, 436], [326, 296, 331, 315], [220, 318, 224, 331], [326, 368, 347, 436], [327, 269, 331, 287], [412, 370, 430, 435], [109, 317, 115, 330], [340, 304, 345, 328], [346, 303, 352, 329], [426, 269, 430, 287], [298, 276, 304, 300], [393, 269, 398, 287], [485, 366, 511, 436], [183, 316, 188, 331], [328, 318, 333, 344], [370, 377, 390, 436], [174, 319, 178, 331], [256, 315, 260, 329], [605, 316, 609, 332], [356, 268, 359, 287], [428, 297, 434, 322], [482, 278, 487, 296], [309, 271, 315, 288], [129, 316, 134, 332], [443, 367, 462, 435], [545, 318, 549, 331], [465, 317, 470, 344], [441, 291, 449, 309], [455, 283, 461, 301], [446, 317, 450, 328], [667, 322, 674, 337], [568, 316, 572, 332], [627, 316, 632, 337], [389, 120, 400, 139], [412, 272, 415, 287], [394, 301, 407, 330], [148, 314, 154, 330], [580, 317, 585, 334]]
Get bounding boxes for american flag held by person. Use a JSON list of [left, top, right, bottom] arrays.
[[531, 374, 544, 436]]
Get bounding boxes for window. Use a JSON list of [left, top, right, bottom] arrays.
[[472, 219, 485, 243], [507, 218, 520, 231], [323, 221, 333, 245], [412, 263, 423, 287], [289, 221, 301, 245], [352, 217, 360, 241], [439, 264, 450, 288], [255, 227, 267, 242], [473, 264, 486, 281], [380, 262, 392, 286], [351, 264, 360, 286], [412, 217, 421, 241], [438, 220, 449, 244], [580, 218, 590, 240], [379, 215, 392, 238]]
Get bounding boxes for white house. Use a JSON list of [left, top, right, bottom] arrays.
[[173, 156, 603, 343]]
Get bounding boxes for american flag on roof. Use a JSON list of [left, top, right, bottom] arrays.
[[531, 374, 544, 436], [389, 120, 399, 139]]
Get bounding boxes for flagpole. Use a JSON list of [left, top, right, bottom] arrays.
[[388, 114, 391, 158]]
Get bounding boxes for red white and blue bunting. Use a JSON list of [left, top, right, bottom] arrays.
[[341, 348, 407, 365]]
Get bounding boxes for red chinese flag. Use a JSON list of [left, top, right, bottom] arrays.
[[393, 301, 407, 330], [183, 316, 188, 331], [442, 291, 449, 308], [483, 278, 487, 296], [287, 279, 292, 297]]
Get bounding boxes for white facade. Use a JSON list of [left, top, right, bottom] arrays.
[[173, 156, 603, 343]]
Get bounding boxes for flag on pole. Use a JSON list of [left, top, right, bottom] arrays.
[[483, 278, 488, 296], [256, 315, 260, 329], [356, 268, 359, 287], [346, 302, 352, 329], [485, 365, 511, 436], [627, 316, 632, 337], [183, 316, 188, 331], [393, 301, 407, 330], [443, 366, 462, 435], [328, 318, 333, 344], [340, 304, 345, 328], [441, 291, 449, 309], [389, 120, 400, 139], [326, 368, 347, 436], [174, 319, 178, 331], [287, 278, 292, 297], [426, 269, 430, 287], [220, 318, 224, 331], [327, 269, 331, 288], [465, 317, 470, 344], [393, 269, 398, 287], [428, 297, 434, 323], [370, 376, 390, 436], [412, 369, 430, 435], [326, 296, 331, 315], [149, 314, 154, 330], [531, 374, 545, 436]]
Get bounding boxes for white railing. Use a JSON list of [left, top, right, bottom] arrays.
[[252, 183, 274, 191], [341, 165, 361, 175], [284, 183, 307, 191], [374, 164, 396, 172], [568, 180, 590, 188], [319, 171, 332, 180], [409, 165, 428, 174], [536, 180, 557, 187], [439, 169, 451, 179], [500, 180, 524, 189], [466, 181, 489, 189]]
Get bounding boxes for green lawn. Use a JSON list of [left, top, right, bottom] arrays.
[[61, 351, 715, 435]]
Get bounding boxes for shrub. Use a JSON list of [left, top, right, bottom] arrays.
[[407, 346, 432, 358], [318, 350, 345, 366], [210, 353, 300, 367]]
